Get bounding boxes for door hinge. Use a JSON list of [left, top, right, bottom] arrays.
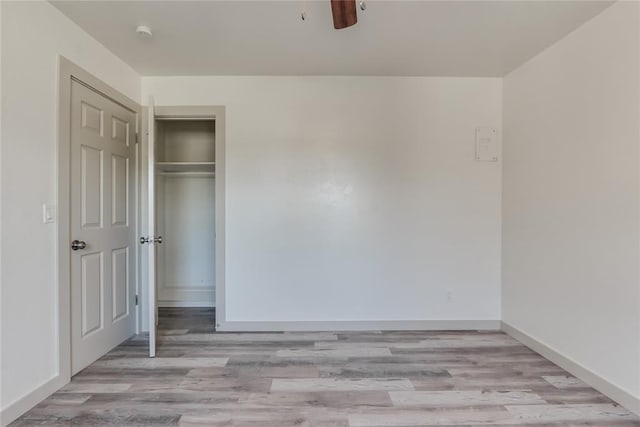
[[135, 133, 139, 144], [135, 295, 139, 306]]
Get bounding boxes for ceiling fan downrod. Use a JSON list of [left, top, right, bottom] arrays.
[[331, 0, 358, 29]]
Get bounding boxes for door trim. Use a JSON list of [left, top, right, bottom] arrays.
[[57, 56, 141, 383]]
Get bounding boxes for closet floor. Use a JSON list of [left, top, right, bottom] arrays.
[[11, 309, 640, 426], [158, 307, 216, 333]]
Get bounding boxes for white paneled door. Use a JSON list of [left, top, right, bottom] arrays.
[[70, 80, 136, 374]]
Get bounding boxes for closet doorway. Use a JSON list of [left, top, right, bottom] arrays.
[[156, 119, 216, 307], [144, 104, 225, 357]]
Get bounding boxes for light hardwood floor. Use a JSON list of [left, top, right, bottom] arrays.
[[11, 308, 640, 426]]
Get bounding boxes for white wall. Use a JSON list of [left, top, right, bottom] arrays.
[[0, 1, 140, 422], [143, 76, 503, 325], [503, 0, 640, 407]]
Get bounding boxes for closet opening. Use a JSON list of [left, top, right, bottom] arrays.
[[155, 118, 216, 328]]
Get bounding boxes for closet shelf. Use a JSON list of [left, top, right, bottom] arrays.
[[156, 162, 215, 173]]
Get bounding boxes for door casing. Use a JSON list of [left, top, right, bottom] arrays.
[[58, 57, 142, 383]]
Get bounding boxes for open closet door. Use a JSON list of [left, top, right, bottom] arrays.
[[147, 96, 157, 357]]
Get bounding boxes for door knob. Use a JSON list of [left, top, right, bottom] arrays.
[[71, 240, 86, 251], [140, 236, 162, 245]]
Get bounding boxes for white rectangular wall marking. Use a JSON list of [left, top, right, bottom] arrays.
[[475, 127, 498, 162]]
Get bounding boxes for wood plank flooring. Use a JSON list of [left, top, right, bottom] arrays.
[[11, 308, 640, 426]]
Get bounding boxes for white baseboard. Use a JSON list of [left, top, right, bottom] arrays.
[[501, 321, 640, 416], [0, 374, 68, 427], [158, 287, 214, 308], [217, 319, 500, 332]]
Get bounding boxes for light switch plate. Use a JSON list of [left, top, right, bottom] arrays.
[[43, 203, 56, 224], [475, 127, 498, 162]]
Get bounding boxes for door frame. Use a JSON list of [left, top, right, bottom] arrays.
[[141, 105, 226, 329], [57, 57, 142, 382]]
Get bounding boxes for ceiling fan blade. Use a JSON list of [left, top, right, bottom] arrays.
[[331, 0, 358, 29]]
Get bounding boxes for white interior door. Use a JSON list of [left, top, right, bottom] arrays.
[[147, 96, 157, 357], [70, 80, 136, 374]]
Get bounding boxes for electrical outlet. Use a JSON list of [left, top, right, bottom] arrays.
[[445, 290, 453, 303]]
